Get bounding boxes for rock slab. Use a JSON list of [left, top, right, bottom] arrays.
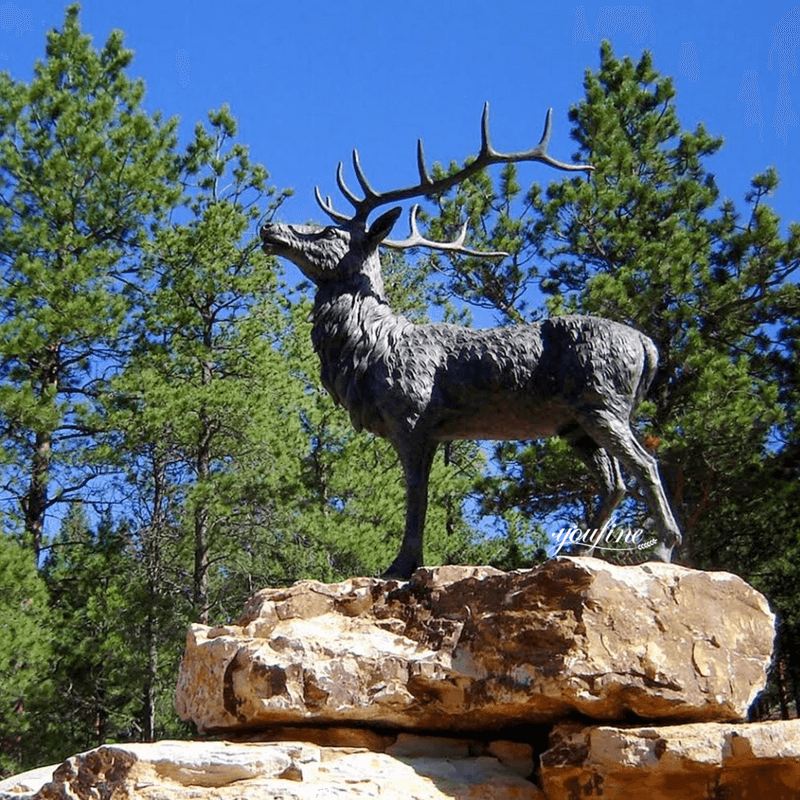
[[0, 740, 544, 800], [4, 722, 798, 800], [540, 719, 800, 800], [175, 558, 775, 733]]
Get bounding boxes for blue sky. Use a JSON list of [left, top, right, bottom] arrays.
[[2, 0, 798, 272]]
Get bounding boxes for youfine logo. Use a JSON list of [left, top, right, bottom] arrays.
[[551, 515, 658, 557]]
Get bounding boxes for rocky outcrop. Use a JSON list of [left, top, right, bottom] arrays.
[[175, 558, 775, 733], [5, 721, 800, 800], [540, 719, 800, 800], [0, 739, 545, 800], [3, 557, 789, 800]]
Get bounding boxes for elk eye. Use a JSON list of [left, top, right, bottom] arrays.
[[306, 227, 336, 240]]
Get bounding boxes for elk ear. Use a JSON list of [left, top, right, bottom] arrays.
[[366, 207, 402, 249]]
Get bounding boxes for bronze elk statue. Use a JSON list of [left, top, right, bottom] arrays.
[[261, 104, 682, 578]]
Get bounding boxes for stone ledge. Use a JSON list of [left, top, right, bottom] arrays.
[[6, 721, 797, 800], [540, 719, 800, 800], [175, 558, 775, 733], [2, 740, 544, 800]]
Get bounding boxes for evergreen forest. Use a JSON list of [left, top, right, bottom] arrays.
[[2, 7, 798, 774]]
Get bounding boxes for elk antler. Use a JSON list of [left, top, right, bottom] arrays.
[[382, 205, 510, 258], [315, 103, 593, 227]]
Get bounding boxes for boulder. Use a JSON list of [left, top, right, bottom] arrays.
[[175, 558, 775, 733], [9, 740, 544, 800], [0, 766, 54, 800], [540, 719, 800, 800]]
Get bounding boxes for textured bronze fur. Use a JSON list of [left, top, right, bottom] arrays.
[[261, 212, 682, 577]]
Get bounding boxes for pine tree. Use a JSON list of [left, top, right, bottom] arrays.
[[0, 532, 51, 775], [0, 5, 179, 557], [107, 106, 307, 623], [40, 506, 164, 758], [430, 44, 797, 571]]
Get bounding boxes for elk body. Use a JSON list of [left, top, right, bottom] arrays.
[[261, 106, 682, 578]]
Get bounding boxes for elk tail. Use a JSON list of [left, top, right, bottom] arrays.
[[635, 334, 659, 411]]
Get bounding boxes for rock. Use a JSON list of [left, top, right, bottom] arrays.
[[487, 740, 536, 778], [21, 740, 544, 800], [232, 728, 538, 778], [2, 560, 786, 797], [0, 766, 55, 800], [231, 724, 397, 751], [540, 719, 800, 799], [175, 558, 775, 733]]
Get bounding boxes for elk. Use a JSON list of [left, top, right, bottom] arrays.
[[260, 104, 682, 578]]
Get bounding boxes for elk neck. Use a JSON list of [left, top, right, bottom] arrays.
[[309, 253, 413, 431]]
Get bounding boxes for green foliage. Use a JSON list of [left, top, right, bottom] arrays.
[[0, 4, 179, 555], [40, 507, 147, 757], [106, 105, 301, 622], [0, 533, 51, 775]]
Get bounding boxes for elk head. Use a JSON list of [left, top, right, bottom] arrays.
[[260, 208, 402, 297]]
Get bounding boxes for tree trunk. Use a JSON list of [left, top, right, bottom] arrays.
[[142, 452, 167, 741], [193, 501, 210, 624], [193, 344, 213, 623], [23, 348, 60, 561], [24, 430, 51, 560], [778, 654, 791, 720]]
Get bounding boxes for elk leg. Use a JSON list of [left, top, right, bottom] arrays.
[[575, 411, 682, 562], [570, 435, 627, 526], [570, 436, 627, 556], [383, 438, 439, 580]]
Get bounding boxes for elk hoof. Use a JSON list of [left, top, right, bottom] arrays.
[[650, 542, 674, 563], [382, 555, 419, 581], [651, 532, 682, 563]]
